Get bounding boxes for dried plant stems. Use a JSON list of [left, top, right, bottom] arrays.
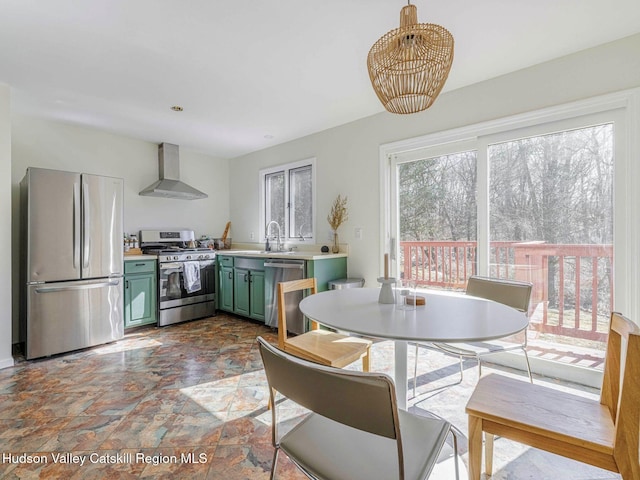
[[327, 195, 348, 232]]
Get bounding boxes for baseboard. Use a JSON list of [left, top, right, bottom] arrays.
[[0, 355, 14, 370]]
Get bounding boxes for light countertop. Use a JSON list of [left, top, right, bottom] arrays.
[[218, 250, 347, 261], [123, 251, 344, 261], [124, 254, 157, 261]]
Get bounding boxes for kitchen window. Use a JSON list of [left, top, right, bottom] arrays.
[[261, 158, 315, 243]]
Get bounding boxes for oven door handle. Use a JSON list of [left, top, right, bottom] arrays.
[[160, 262, 183, 271]]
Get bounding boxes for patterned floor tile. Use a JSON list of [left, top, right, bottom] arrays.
[[1, 313, 621, 480], [205, 443, 272, 480], [99, 413, 176, 449], [82, 390, 147, 416], [218, 410, 272, 446], [159, 412, 226, 447], [38, 415, 124, 452], [130, 389, 189, 416]]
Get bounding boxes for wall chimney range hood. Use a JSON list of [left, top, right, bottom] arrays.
[[139, 143, 208, 200]]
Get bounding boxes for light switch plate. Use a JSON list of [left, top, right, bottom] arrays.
[[354, 227, 363, 240]]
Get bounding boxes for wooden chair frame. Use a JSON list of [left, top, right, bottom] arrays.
[[466, 311, 640, 479], [277, 277, 371, 371]]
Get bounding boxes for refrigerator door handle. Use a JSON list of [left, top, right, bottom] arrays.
[[73, 182, 81, 269], [35, 279, 121, 294], [82, 181, 90, 269]]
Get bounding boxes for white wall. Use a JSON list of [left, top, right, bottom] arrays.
[[0, 85, 13, 368], [2, 33, 639, 365], [229, 34, 640, 288], [10, 117, 230, 344]]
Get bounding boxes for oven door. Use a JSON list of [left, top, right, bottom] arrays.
[[158, 260, 216, 309]]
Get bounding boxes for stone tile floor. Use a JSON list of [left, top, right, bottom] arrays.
[[0, 314, 621, 479]]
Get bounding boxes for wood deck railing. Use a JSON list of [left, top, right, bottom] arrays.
[[400, 241, 613, 342]]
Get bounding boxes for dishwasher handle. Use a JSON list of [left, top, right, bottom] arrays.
[[264, 261, 305, 269]]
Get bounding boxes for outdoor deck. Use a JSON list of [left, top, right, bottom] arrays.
[[401, 240, 611, 368]]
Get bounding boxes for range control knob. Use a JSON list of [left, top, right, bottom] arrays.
[[173, 255, 179, 261], [186, 255, 192, 260]]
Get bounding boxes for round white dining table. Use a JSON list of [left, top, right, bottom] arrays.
[[299, 287, 528, 409]]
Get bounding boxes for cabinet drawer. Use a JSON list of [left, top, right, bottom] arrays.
[[124, 260, 156, 274], [218, 255, 234, 267], [234, 257, 264, 270]]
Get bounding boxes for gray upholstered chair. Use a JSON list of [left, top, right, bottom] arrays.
[[413, 275, 533, 396], [257, 336, 459, 480]]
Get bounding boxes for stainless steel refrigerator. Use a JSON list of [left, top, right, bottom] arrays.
[[20, 167, 125, 359]]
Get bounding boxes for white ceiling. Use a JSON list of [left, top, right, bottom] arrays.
[[2, 0, 639, 159]]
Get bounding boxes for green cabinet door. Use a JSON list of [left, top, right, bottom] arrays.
[[219, 265, 234, 312], [232, 257, 265, 321], [234, 268, 250, 316], [217, 255, 235, 312], [124, 272, 157, 327], [249, 269, 265, 321]]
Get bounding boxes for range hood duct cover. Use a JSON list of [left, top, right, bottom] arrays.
[[139, 143, 208, 200]]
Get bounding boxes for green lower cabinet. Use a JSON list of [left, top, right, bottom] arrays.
[[306, 257, 348, 291], [218, 255, 235, 312], [249, 269, 265, 320], [218, 255, 345, 326], [233, 267, 265, 321], [219, 266, 234, 312], [234, 268, 250, 316], [124, 260, 157, 328]]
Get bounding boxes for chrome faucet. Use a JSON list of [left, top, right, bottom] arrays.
[[298, 223, 306, 242], [265, 221, 282, 252]]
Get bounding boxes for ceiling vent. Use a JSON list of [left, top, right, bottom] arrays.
[[139, 143, 208, 200]]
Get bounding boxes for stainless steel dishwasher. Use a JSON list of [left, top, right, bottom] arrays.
[[264, 259, 306, 334]]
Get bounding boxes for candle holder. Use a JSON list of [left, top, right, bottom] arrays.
[[377, 277, 396, 304]]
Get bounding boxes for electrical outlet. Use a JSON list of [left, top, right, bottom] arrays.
[[354, 227, 363, 240], [250, 232, 255, 240]]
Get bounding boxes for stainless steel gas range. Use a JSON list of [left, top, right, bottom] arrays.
[[140, 229, 216, 326]]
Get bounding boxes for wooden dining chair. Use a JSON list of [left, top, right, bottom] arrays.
[[257, 336, 459, 480], [413, 275, 533, 396], [278, 277, 371, 371], [465, 311, 640, 480]]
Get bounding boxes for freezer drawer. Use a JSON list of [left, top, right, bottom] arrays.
[[26, 278, 124, 359]]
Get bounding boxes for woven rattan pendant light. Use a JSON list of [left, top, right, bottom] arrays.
[[367, 2, 454, 114]]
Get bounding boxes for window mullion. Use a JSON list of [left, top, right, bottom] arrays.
[[284, 168, 291, 239], [476, 138, 490, 276]]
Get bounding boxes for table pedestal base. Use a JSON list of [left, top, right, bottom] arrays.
[[394, 340, 408, 409]]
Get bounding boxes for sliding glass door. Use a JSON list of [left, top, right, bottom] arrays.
[[389, 107, 625, 370], [488, 123, 614, 350], [396, 150, 477, 289]]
